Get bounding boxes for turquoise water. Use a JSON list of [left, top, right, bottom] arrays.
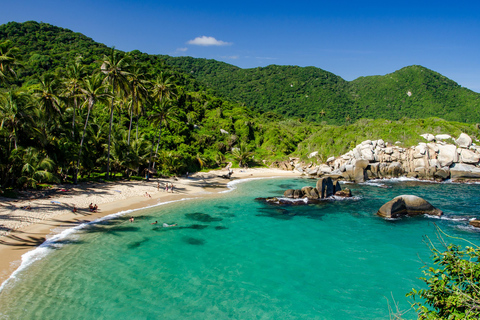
[[1, 178, 480, 319]]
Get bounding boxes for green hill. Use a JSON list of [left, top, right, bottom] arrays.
[[2, 21, 479, 125], [159, 59, 480, 124]]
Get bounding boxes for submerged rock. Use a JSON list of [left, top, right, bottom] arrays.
[[377, 195, 443, 219]]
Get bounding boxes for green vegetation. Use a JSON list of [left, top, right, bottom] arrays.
[[0, 20, 479, 191], [160, 59, 480, 125], [407, 229, 480, 319], [294, 118, 479, 162]]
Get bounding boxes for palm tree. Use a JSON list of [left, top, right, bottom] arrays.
[[146, 99, 180, 180], [128, 66, 148, 144], [18, 147, 59, 189], [0, 40, 20, 84], [61, 56, 85, 138], [100, 48, 131, 178], [0, 88, 34, 150], [74, 72, 110, 184], [151, 72, 177, 103], [232, 143, 253, 168], [33, 73, 63, 119]]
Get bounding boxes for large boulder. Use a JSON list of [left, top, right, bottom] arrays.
[[377, 195, 443, 218], [437, 144, 458, 167], [450, 163, 480, 181], [460, 149, 480, 164], [456, 133, 472, 148], [293, 189, 304, 199], [283, 189, 295, 198], [354, 159, 370, 182], [316, 177, 334, 198]]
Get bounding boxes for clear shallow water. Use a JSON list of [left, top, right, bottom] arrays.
[[1, 178, 480, 319]]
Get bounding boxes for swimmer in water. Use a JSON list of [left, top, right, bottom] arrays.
[[162, 223, 177, 227]]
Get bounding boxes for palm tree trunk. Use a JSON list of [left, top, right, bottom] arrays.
[[106, 98, 115, 179], [152, 123, 162, 169], [74, 101, 93, 184], [135, 114, 139, 140], [72, 94, 77, 139], [128, 106, 133, 145], [146, 126, 160, 181]]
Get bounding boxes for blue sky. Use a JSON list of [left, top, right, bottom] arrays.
[[2, 1, 480, 92]]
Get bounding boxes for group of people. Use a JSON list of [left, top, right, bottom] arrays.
[[89, 203, 98, 213]]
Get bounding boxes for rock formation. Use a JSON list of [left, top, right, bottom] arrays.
[[377, 195, 443, 218], [282, 176, 351, 202], [285, 133, 480, 183]]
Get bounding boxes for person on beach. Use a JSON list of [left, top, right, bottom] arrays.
[[157, 182, 160, 191], [145, 192, 151, 198], [163, 223, 177, 227], [93, 204, 98, 213], [72, 205, 77, 213], [151, 221, 158, 225], [165, 184, 169, 192], [130, 217, 134, 223], [186, 172, 189, 178], [89, 203, 94, 212], [170, 183, 174, 193]]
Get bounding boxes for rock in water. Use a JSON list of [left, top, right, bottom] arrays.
[[284, 189, 295, 198], [469, 219, 480, 228], [377, 195, 442, 218]]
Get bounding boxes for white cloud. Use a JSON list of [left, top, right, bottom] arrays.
[[187, 36, 232, 46], [176, 47, 188, 52]]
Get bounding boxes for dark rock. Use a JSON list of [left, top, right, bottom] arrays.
[[284, 189, 295, 198], [301, 186, 313, 197], [334, 181, 341, 193], [469, 219, 480, 228], [185, 212, 223, 222], [293, 189, 304, 199], [377, 195, 443, 219], [335, 188, 352, 197], [316, 177, 334, 198], [308, 188, 320, 199]]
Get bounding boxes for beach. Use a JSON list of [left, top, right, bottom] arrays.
[[0, 168, 301, 286]]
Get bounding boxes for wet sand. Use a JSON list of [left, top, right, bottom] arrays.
[[0, 168, 301, 285]]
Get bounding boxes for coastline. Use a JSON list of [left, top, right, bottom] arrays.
[[0, 168, 301, 287]]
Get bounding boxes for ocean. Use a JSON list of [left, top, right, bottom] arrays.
[[1, 177, 479, 319]]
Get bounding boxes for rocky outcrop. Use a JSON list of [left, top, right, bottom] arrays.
[[282, 177, 351, 202], [294, 133, 480, 183], [377, 195, 443, 218]]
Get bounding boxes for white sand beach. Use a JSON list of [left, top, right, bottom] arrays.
[[0, 168, 301, 285]]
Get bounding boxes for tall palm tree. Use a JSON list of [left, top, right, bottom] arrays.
[[61, 56, 85, 138], [74, 72, 110, 184], [146, 99, 180, 180], [128, 66, 148, 144], [100, 48, 131, 178], [0, 40, 20, 85], [0, 87, 34, 151], [151, 72, 177, 104], [33, 73, 63, 120]]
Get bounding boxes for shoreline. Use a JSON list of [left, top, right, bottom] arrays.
[[0, 168, 301, 288]]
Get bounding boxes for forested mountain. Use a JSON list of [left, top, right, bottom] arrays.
[[161, 56, 480, 124], [2, 21, 479, 125], [0, 21, 478, 191]]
